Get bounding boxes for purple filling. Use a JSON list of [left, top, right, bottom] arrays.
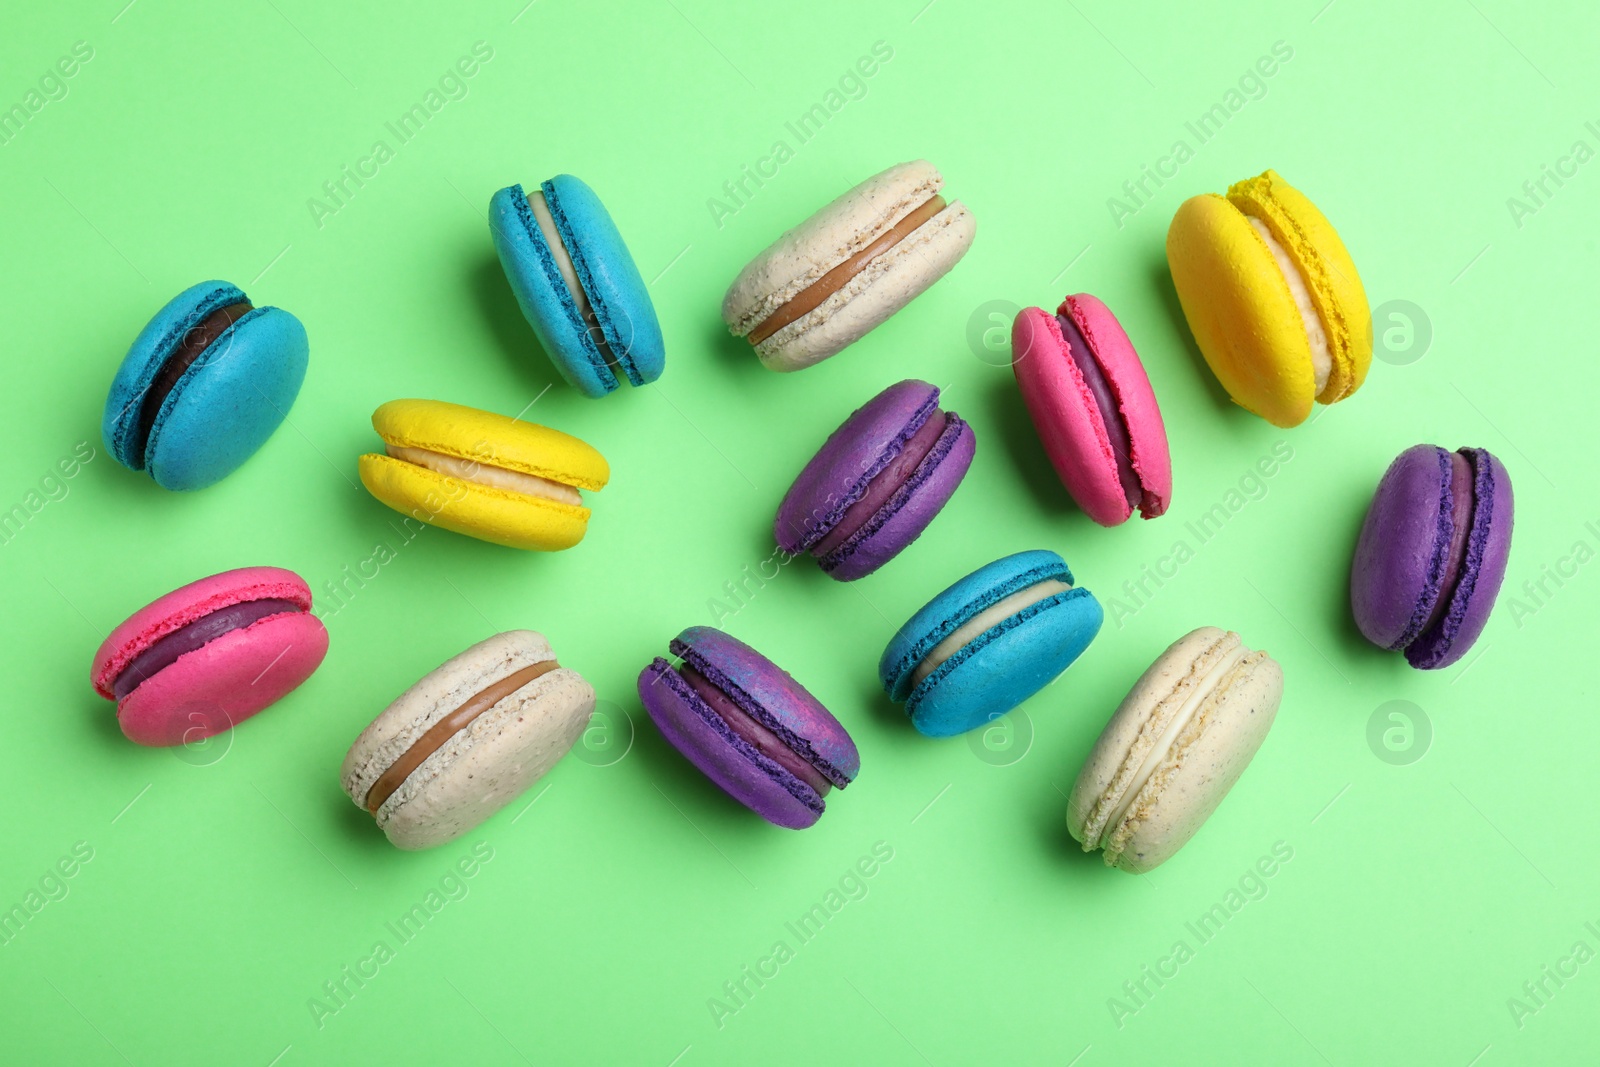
[[679, 666, 832, 795], [1056, 311, 1140, 509], [113, 599, 302, 699], [812, 411, 948, 558], [1414, 451, 1473, 642]]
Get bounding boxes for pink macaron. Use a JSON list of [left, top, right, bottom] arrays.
[[91, 566, 328, 746], [1011, 293, 1172, 526]]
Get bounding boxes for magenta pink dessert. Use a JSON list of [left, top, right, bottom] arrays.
[[775, 379, 974, 581], [1011, 293, 1171, 526], [91, 566, 329, 746]]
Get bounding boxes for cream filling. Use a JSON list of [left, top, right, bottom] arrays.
[[386, 444, 582, 506], [911, 579, 1074, 688], [1097, 644, 1248, 847], [1246, 216, 1331, 395], [528, 192, 615, 367]]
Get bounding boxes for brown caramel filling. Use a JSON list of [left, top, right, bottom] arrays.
[[364, 659, 560, 814], [135, 302, 253, 453], [748, 195, 946, 344]]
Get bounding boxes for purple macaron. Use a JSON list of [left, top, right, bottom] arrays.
[[1350, 444, 1514, 670], [775, 379, 975, 581], [638, 627, 858, 829]]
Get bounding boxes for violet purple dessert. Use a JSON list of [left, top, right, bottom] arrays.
[[1350, 444, 1513, 670], [637, 627, 858, 829], [775, 379, 974, 581]]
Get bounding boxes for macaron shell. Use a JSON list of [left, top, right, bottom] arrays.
[[341, 630, 594, 849], [776, 380, 939, 552], [544, 174, 665, 387], [489, 184, 615, 398], [906, 588, 1102, 738], [1167, 193, 1317, 427], [675, 626, 858, 779], [358, 453, 590, 551], [880, 549, 1072, 701], [1012, 307, 1132, 525], [1070, 294, 1172, 515], [820, 417, 974, 581], [1405, 448, 1513, 670], [722, 160, 945, 335], [370, 399, 609, 488], [638, 661, 823, 830], [116, 612, 328, 746], [1227, 170, 1371, 403], [144, 306, 309, 491], [1067, 626, 1229, 840], [1349, 445, 1454, 651], [1106, 651, 1282, 873], [103, 280, 245, 469], [377, 669, 592, 850], [92, 566, 312, 696], [756, 203, 975, 371]]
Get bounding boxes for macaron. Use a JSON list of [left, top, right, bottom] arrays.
[[775, 379, 975, 581], [1350, 445, 1514, 670], [1166, 170, 1371, 427], [489, 176, 665, 398], [722, 160, 976, 371], [1011, 293, 1172, 525], [342, 631, 594, 850], [357, 399, 609, 551], [638, 627, 857, 830], [879, 550, 1102, 738], [103, 280, 309, 490], [90, 567, 328, 746], [1068, 627, 1283, 872]]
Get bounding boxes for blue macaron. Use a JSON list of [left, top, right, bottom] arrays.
[[879, 550, 1103, 737], [103, 280, 308, 491], [489, 175, 665, 398]]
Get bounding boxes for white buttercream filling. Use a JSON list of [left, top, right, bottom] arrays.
[[386, 444, 582, 506], [1099, 644, 1248, 846], [911, 579, 1074, 688], [528, 192, 613, 364], [1247, 216, 1331, 394]]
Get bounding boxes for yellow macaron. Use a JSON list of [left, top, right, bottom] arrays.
[[357, 399, 609, 550], [1166, 170, 1371, 427]]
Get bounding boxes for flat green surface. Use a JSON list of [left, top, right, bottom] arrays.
[[1, 0, 1595, 1063]]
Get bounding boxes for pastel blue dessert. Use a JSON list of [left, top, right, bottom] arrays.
[[489, 176, 665, 398], [879, 550, 1103, 737], [103, 280, 308, 491]]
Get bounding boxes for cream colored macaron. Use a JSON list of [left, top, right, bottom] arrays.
[[1067, 627, 1282, 872], [341, 631, 594, 850], [722, 160, 976, 371]]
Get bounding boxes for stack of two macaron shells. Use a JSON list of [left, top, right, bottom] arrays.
[[341, 630, 596, 850], [90, 567, 328, 747]]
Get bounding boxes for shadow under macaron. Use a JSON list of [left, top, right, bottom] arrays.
[[1148, 260, 1234, 417], [469, 253, 565, 395], [981, 376, 1079, 521]]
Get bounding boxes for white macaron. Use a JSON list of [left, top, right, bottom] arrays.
[[341, 630, 594, 850], [1068, 627, 1283, 872], [722, 159, 975, 371]]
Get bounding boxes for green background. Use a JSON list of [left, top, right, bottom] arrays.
[[2, 0, 1595, 1062]]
